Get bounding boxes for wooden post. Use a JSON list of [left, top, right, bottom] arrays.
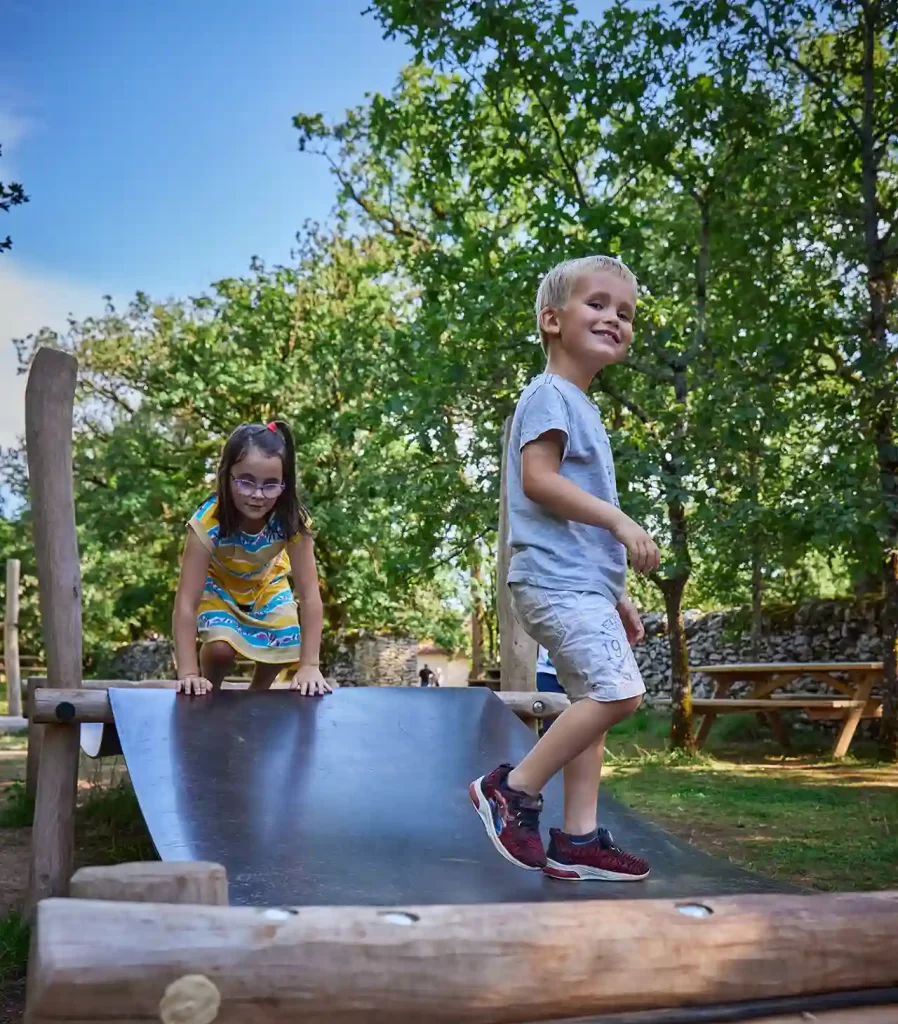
[[25, 679, 45, 801], [497, 416, 536, 692], [25, 348, 83, 915], [25, 890, 898, 1023], [4, 558, 22, 717], [69, 862, 228, 906]]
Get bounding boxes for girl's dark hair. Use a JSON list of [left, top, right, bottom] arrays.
[[215, 420, 310, 540]]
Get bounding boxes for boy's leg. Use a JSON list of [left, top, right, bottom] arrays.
[[249, 662, 283, 691], [199, 641, 236, 689], [507, 695, 639, 797], [470, 586, 649, 876], [562, 736, 606, 835]]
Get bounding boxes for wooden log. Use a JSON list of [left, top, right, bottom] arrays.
[[33, 688, 112, 724], [25, 891, 898, 1024], [4, 558, 22, 717], [33, 688, 572, 725], [69, 862, 228, 906], [494, 691, 569, 720], [25, 348, 83, 915], [497, 416, 536, 693]]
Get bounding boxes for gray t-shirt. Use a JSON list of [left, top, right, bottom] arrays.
[[506, 373, 627, 603]]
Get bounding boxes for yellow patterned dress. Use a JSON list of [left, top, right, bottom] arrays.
[[188, 496, 311, 664]]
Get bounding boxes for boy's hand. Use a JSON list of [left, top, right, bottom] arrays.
[[177, 673, 213, 696], [617, 595, 645, 646], [611, 516, 661, 575], [290, 665, 333, 696]]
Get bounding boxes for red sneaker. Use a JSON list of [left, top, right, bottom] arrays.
[[544, 827, 650, 881], [469, 764, 546, 870]]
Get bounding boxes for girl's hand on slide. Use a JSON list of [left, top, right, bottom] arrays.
[[290, 666, 333, 696], [617, 595, 645, 646], [177, 673, 213, 696]]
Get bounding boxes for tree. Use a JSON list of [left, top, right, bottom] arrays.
[[678, 0, 898, 756], [0, 143, 28, 253], [5, 231, 474, 665], [297, 0, 819, 747]]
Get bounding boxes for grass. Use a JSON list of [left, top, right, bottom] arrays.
[[75, 777, 156, 868], [602, 708, 898, 891], [0, 783, 32, 828], [0, 912, 29, 983]]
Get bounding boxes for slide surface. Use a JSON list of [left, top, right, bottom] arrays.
[[109, 686, 800, 907]]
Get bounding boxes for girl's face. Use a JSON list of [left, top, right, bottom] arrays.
[[229, 446, 285, 525]]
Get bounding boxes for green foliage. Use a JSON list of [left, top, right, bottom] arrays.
[[0, 782, 33, 828], [4, 232, 475, 662], [0, 142, 28, 254], [0, 912, 29, 982]]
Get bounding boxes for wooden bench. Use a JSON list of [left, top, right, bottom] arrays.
[[670, 662, 884, 757]]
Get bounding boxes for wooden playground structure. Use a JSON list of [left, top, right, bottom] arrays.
[[16, 347, 898, 1022]]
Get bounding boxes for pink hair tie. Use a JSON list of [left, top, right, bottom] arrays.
[[266, 422, 278, 432]]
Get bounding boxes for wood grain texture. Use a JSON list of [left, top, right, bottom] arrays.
[[497, 416, 536, 693], [5, 559, 22, 717], [26, 891, 898, 1024], [25, 348, 83, 913], [70, 862, 228, 906]]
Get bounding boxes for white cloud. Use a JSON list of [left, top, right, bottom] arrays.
[[0, 259, 108, 446]]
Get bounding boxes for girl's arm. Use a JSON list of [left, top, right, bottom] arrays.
[[287, 531, 329, 694], [172, 530, 212, 692]]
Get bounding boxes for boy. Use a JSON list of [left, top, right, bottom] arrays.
[[470, 255, 660, 881]]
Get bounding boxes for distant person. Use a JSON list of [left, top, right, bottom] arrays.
[[172, 421, 330, 697], [535, 645, 563, 735], [470, 255, 658, 882], [419, 664, 434, 687]]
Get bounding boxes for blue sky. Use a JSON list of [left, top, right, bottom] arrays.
[[0, 0, 411, 442]]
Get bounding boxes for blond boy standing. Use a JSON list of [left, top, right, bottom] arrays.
[[471, 255, 660, 881]]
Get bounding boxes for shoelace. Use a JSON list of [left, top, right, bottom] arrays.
[[596, 829, 646, 869]]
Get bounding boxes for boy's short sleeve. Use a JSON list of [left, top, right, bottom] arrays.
[[187, 497, 220, 553], [519, 383, 571, 456]]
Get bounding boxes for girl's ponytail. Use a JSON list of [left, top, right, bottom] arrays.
[[271, 419, 310, 538]]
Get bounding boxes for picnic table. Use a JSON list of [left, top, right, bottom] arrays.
[[676, 661, 883, 758]]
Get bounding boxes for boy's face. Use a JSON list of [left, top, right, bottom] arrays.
[[543, 270, 636, 369]]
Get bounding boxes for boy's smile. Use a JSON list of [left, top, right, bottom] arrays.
[[540, 269, 636, 390]]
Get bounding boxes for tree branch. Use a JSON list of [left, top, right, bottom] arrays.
[[755, 0, 864, 143]]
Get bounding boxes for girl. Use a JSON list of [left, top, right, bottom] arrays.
[[172, 420, 330, 696]]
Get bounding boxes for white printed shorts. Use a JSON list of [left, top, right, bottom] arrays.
[[510, 584, 646, 703]]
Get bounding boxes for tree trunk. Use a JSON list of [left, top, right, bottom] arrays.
[[749, 448, 764, 658], [469, 548, 484, 681], [660, 576, 694, 752], [855, 0, 898, 759]]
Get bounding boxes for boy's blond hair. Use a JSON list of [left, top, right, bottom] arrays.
[[535, 255, 638, 352]]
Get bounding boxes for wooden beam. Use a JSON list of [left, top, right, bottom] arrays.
[[494, 691, 569, 720], [25, 348, 82, 915], [497, 415, 536, 693], [32, 688, 111, 724], [69, 862, 228, 906], [4, 559, 22, 717], [26, 890, 898, 1024], [33, 688, 571, 726]]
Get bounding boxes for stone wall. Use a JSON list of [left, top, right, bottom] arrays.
[[327, 633, 419, 688], [637, 599, 883, 700]]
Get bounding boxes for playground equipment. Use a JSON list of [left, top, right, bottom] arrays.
[[20, 348, 898, 1022]]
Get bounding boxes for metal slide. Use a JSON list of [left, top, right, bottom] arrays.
[[107, 686, 799, 907]]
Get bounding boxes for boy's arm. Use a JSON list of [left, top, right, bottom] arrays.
[[521, 431, 660, 575]]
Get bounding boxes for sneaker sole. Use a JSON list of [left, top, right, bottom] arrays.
[[468, 777, 542, 872], [543, 858, 650, 882]]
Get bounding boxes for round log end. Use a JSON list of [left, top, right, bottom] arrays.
[[158, 973, 221, 1024], [54, 701, 76, 723]]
